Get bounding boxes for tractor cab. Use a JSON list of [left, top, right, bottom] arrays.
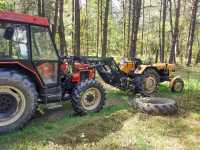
[[0, 17, 59, 86]]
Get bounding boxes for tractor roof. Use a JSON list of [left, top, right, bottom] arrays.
[[0, 11, 49, 26]]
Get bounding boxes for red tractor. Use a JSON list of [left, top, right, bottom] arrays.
[[0, 12, 105, 133]]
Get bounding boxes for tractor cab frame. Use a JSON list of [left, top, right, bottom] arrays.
[[0, 12, 61, 100]]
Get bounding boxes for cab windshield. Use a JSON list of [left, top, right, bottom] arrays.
[[31, 26, 58, 61]]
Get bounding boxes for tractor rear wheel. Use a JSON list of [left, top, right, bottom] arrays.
[[0, 70, 37, 134], [72, 80, 106, 114]]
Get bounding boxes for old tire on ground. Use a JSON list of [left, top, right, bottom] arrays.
[[143, 68, 160, 85], [171, 77, 184, 93], [134, 97, 178, 115], [0, 70, 37, 134], [72, 80, 106, 114]]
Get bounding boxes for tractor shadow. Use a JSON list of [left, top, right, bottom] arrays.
[[33, 98, 129, 146], [0, 96, 132, 149]]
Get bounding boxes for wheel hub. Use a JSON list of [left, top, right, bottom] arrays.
[[86, 94, 95, 103], [144, 76, 157, 93], [0, 94, 17, 116], [81, 88, 101, 110], [174, 82, 183, 92], [0, 86, 26, 127]]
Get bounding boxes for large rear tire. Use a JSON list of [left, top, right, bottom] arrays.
[[71, 80, 106, 114], [0, 70, 37, 134]]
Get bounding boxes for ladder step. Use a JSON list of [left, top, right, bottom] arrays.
[[46, 103, 63, 109]]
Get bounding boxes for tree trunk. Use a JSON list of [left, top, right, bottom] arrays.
[[75, 0, 80, 56], [52, 0, 59, 42], [130, 0, 142, 59], [187, 0, 199, 66], [157, 0, 163, 63], [169, 0, 181, 63], [141, 0, 145, 56], [96, 0, 100, 57], [37, 0, 42, 16], [160, 0, 167, 62], [122, 0, 127, 56], [196, 32, 200, 64], [59, 0, 68, 56], [102, 0, 110, 57], [72, 0, 75, 55], [127, 0, 132, 57], [100, 0, 103, 52], [85, 0, 89, 56], [41, 0, 45, 17]]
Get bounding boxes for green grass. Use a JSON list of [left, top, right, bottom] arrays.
[[0, 68, 200, 150]]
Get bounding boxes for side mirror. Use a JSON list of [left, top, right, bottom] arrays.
[[3, 26, 15, 40]]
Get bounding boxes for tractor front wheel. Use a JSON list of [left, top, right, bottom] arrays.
[[143, 68, 160, 85], [171, 77, 184, 93], [72, 80, 106, 114]]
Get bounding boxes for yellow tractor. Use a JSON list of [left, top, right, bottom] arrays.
[[119, 58, 184, 94]]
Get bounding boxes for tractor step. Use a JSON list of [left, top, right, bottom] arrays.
[[46, 103, 63, 110]]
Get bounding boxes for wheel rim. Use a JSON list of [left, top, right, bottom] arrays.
[[0, 86, 26, 127], [144, 76, 157, 94], [81, 87, 101, 111], [174, 81, 183, 92]]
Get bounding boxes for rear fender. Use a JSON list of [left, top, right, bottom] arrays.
[[0, 62, 44, 88], [134, 65, 152, 74]]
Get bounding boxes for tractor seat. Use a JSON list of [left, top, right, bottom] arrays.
[[133, 58, 142, 67]]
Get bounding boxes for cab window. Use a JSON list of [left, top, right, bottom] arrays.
[[0, 23, 28, 59], [31, 26, 58, 61]]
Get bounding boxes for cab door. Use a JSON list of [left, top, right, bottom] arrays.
[[30, 25, 59, 86]]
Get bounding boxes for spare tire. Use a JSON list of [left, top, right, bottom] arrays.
[[134, 97, 178, 115]]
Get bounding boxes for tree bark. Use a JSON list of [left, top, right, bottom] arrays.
[[187, 0, 199, 66], [52, 0, 59, 42], [59, 0, 68, 56], [160, 0, 167, 62], [75, 0, 80, 56], [96, 0, 100, 57], [169, 0, 181, 63], [102, 0, 110, 57], [157, 0, 163, 63], [127, 0, 132, 57], [196, 32, 200, 64], [41, 0, 45, 17], [141, 0, 145, 56], [85, 0, 89, 56], [130, 0, 142, 59], [37, 0, 42, 16], [122, 0, 127, 56], [72, 0, 75, 55]]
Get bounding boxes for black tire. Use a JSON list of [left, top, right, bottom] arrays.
[[171, 78, 184, 93], [134, 75, 155, 96], [0, 69, 37, 134], [134, 97, 178, 115], [71, 80, 106, 114], [143, 68, 160, 85]]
